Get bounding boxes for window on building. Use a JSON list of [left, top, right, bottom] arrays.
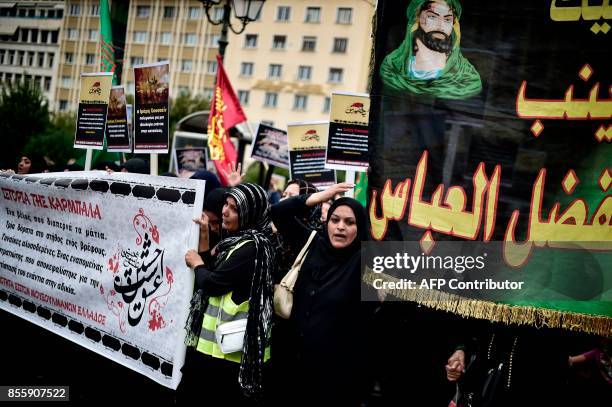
[[133, 31, 148, 43], [305, 7, 321, 23], [18, 9, 25, 17], [0, 50, 5, 65], [89, 29, 99, 41], [276, 6, 291, 21], [272, 35, 286, 50], [240, 62, 254, 76], [323, 96, 331, 113], [37, 52, 44, 66], [90, 5, 100, 16], [302, 36, 316, 52], [181, 59, 193, 72], [44, 77, 51, 92], [208, 34, 220, 47], [59, 100, 68, 111], [41, 30, 49, 44], [51, 30, 58, 43], [244, 34, 258, 48], [21, 28, 28, 42], [264, 92, 278, 108], [136, 6, 150, 18], [333, 38, 348, 53], [30, 28, 38, 43], [212, 7, 224, 20], [297, 65, 312, 81], [163, 6, 175, 18], [159, 32, 172, 44], [293, 94, 308, 110], [207, 60, 218, 74], [17, 51, 24, 66], [47, 53, 54, 68], [337, 8, 352, 24], [184, 33, 198, 46], [28, 9, 35, 18], [65, 52, 73, 64], [27, 51, 34, 66], [188, 7, 200, 19], [69, 3, 80, 16], [57, 9, 63, 18], [61, 76, 72, 88], [85, 54, 96, 65], [237, 90, 250, 105], [66, 28, 78, 40], [268, 64, 282, 78], [328, 68, 343, 83], [130, 56, 144, 66]]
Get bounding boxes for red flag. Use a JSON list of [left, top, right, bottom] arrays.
[[208, 54, 247, 185]]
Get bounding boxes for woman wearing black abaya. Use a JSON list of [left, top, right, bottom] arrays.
[[270, 182, 368, 406]]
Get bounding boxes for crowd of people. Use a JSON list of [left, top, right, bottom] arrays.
[[0, 155, 610, 406]]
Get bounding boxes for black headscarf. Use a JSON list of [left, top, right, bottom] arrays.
[[216, 183, 275, 398], [190, 170, 221, 198], [286, 179, 322, 230], [203, 187, 227, 218], [120, 158, 149, 174], [308, 197, 368, 281]]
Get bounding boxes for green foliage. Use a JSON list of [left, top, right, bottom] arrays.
[[23, 112, 77, 170], [169, 90, 210, 133], [0, 80, 50, 168]]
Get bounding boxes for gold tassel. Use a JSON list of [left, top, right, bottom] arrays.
[[363, 271, 612, 337]]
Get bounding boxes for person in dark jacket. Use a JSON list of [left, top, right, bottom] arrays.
[[270, 182, 367, 406], [182, 183, 276, 404]]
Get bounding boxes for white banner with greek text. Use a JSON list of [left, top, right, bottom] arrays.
[[0, 171, 204, 389]]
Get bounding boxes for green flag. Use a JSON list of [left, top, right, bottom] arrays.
[[355, 172, 368, 207], [78, 0, 123, 167]]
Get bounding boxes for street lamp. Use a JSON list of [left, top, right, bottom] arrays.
[[199, 0, 266, 61]]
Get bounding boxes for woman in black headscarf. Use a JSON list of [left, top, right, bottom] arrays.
[[183, 183, 276, 404], [270, 182, 368, 406]]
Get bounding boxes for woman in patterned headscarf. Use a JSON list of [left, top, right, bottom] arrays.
[[183, 183, 275, 404]]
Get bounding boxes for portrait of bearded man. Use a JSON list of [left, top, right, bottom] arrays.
[[380, 0, 482, 99]]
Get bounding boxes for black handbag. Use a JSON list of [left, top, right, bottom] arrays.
[[452, 335, 515, 407]]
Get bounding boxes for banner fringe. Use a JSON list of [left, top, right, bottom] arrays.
[[363, 271, 612, 337]]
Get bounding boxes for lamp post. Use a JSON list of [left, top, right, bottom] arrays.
[[199, 0, 265, 62]]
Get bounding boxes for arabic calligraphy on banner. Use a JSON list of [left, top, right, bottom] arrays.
[[550, 0, 612, 34], [368, 0, 611, 329], [0, 171, 203, 389]]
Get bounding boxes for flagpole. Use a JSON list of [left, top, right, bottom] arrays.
[[85, 149, 93, 171], [345, 170, 356, 198], [150, 154, 158, 176]]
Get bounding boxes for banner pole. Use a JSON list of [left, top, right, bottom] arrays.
[[84, 149, 93, 171], [345, 170, 355, 198], [150, 153, 158, 176]]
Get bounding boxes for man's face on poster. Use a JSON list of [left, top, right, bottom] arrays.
[[417, 0, 454, 53]]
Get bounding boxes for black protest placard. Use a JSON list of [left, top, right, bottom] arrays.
[[106, 86, 131, 152], [74, 72, 114, 149], [326, 92, 370, 171], [133, 61, 170, 153], [287, 121, 336, 189], [250, 123, 289, 168]]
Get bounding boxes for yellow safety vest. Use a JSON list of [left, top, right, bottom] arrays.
[[195, 240, 271, 363]]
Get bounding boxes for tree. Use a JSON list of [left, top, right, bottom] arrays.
[[23, 112, 77, 170], [0, 80, 50, 169]]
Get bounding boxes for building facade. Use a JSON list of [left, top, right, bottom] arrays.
[[224, 0, 375, 130], [55, 0, 221, 112], [0, 0, 64, 104]]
